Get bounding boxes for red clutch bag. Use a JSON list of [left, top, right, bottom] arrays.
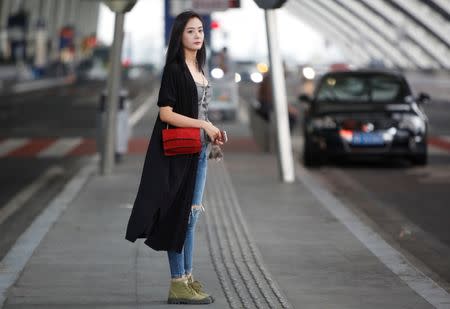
[[162, 127, 202, 156]]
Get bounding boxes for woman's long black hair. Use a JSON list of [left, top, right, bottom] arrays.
[[165, 11, 206, 72]]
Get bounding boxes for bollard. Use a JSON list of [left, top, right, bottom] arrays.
[[97, 89, 131, 162]]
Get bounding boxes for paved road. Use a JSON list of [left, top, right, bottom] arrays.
[[0, 74, 156, 260], [1, 74, 449, 292], [239, 80, 450, 290]]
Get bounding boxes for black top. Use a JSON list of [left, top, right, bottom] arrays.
[[125, 61, 200, 253]]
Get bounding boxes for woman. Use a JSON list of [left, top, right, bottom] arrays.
[[125, 11, 223, 305]]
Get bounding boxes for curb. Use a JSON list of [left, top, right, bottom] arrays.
[[0, 156, 98, 308]]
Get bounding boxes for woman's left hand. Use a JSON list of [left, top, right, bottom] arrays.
[[213, 133, 224, 145]]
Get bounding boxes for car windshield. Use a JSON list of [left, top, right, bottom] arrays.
[[316, 74, 408, 103]]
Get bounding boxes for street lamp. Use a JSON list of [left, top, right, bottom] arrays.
[[254, 0, 295, 183], [100, 0, 137, 175]]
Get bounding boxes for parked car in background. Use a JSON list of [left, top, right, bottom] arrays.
[[300, 70, 429, 167], [234, 60, 263, 84], [208, 79, 239, 121]]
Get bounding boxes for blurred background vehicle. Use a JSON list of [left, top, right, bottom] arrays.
[[207, 47, 240, 121], [300, 70, 429, 167], [76, 46, 110, 81], [208, 79, 239, 121], [234, 60, 263, 84]]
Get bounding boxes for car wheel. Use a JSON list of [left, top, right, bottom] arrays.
[[411, 152, 427, 166], [303, 138, 321, 167]]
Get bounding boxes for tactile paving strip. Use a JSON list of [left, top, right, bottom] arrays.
[[204, 162, 292, 309]]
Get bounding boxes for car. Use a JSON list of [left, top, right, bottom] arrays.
[[234, 60, 263, 83], [208, 79, 239, 121], [300, 70, 429, 167]]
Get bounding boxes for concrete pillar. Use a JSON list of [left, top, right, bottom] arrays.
[[10, 0, 23, 13], [51, 0, 67, 60], [40, 0, 55, 60], [0, 0, 12, 29], [22, 0, 38, 60], [24, 0, 40, 28], [78, 1, 100, 37], [67, 0, 78, 25], [41, 0, 55, 23], [0, 0, 12, 60]]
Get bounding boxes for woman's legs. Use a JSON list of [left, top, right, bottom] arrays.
[[167, 144, 208, 278], [167, 249, 185, 279], [184, 208, 201, 275], [167, 207, 201, 279], [185, 144, 208, 275]]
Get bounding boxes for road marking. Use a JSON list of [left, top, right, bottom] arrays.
[[296, 164, 450, 309], [37, 137, 83, 157], [429, 136, 450, 153], [6, 138, 56, 157], [0, 166, 64, 225], [11, 77, 71, 93], [0, 139, 29, 157], [128, 89, 158, 127], [0, 156, 98, 308], [0, 134, 449, 158], [66, 139, 97, 156]]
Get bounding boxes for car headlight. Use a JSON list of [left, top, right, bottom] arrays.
[[211, 68, 224, 79], [398, 114, 425, 134], [250, 72, 263, 83], [302, 67, 315, 80], [235, 73, 241, 83], [311, 116, 337, 129]]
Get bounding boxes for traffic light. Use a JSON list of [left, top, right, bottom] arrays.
[[253, 0, 286, 9]]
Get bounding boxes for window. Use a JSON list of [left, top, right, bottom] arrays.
[[316, 74, 407, 103]]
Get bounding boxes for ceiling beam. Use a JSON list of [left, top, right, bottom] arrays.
[[335, 0, 437, 69], [358, 0, 444, 68], [286, 2, 369, 66], [314, 0, 412, 68], [385, 0, 450, 48], [298, 0, 390, 66]]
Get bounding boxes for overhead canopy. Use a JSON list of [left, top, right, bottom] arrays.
[[285, 0, 450, 69]]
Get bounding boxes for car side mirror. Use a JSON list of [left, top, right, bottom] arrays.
[[417, 92, 430, 104], [298, 93, 312, 104]]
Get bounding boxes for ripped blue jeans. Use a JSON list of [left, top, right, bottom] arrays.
[[167, 144, 208, 278]]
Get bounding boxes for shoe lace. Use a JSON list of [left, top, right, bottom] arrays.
[[191, 280, 203, 293], [185, 282, 198, 296]]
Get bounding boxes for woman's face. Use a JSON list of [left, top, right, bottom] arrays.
[[182, 17, 204, 52]]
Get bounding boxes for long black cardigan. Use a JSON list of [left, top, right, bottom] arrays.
[[125, 61, 200, 253]]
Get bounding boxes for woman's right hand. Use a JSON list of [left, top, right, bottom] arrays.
[[203, 121, 223, 145]]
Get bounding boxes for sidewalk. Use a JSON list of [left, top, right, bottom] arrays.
[[0, 64, 75, 95], [0, 112, 448, 308]]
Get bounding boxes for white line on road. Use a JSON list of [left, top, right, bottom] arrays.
[[0, 166, 64, 226], [296, 164, 450, 308], [128, 89, 158, 127], [0, 156, 98, 308], [37, 138, 83, 158], [0, 139, 29, 157], [12, 77, 70, 93]]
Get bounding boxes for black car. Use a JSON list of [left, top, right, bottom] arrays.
[[300, 70, 429, 167]]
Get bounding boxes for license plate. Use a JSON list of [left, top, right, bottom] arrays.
[[351, 132, 384, 145]]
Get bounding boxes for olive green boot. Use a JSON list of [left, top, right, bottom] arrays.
[[167, 278, 212, 304], [187, 275, 215, 303]]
